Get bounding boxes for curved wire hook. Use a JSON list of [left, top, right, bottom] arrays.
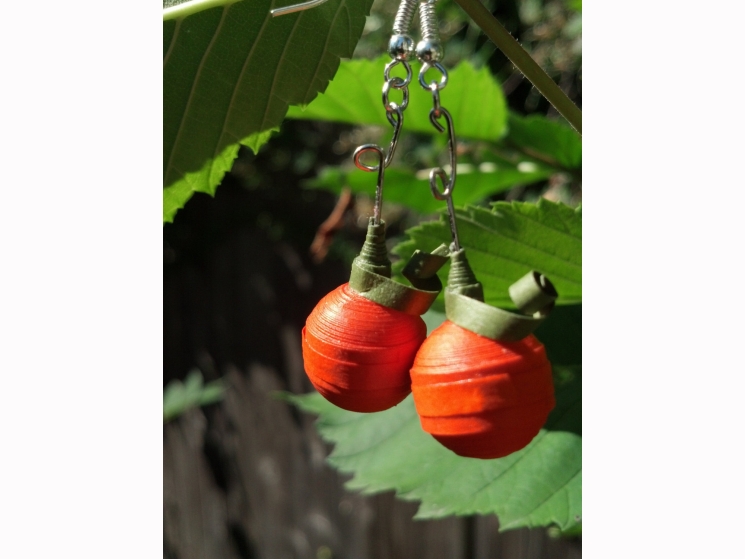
[[430, 168, 461, 252], [428, 107, 460, 251], [349, 106, 405, 226], [271, 0, 329, 17], [353, 145, 386, 226]]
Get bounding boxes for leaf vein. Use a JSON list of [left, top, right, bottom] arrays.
[[165, 6, 230, 181], [330, 414, 418, 459], [301, 1, 344, 103], [495, 205, 582, 243], [163, 18, 183, 69], [468, 431, 549, 500], [509, 468, 581, 528], [258, 15, 304, 132]]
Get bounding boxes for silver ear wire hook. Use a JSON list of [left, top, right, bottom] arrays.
[[413, 0, 460, 252], [349, 0, 417, 227], [351, 105, 405, 226], [429, 107, 456, 174], [428, 107, 460, 252], [270, 0, 329, 17]]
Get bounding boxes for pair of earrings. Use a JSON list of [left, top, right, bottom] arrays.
[[302, 0, 558, 460], [302, 204, 557, 461], [302, 205, 557, 461]]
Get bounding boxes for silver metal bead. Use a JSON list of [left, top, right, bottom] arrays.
[[388, 34, 415, 60], [415, 39, 443, 63]]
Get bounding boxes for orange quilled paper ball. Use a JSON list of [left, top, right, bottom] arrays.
[[302, 283, 427, 413], [410, 319, 555, 459]]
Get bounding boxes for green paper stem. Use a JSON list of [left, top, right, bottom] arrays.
[[353, 217, 391, 277], [445, 257, 559, 341], [349, 219, 448, 315], [445, 290, 546, 341], [508, 271, 557, 316], [446, 249, 485, 301], [402, 245, 450, 293]]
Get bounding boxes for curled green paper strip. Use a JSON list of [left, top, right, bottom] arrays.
[[445, 251, 558, 341], [508, 271, 557, 315], [349, 218, 448, 316]]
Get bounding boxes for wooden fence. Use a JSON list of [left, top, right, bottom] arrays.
[[163, 181, 581, 559]]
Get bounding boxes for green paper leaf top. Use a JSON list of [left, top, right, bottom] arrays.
[[163, 0, 374, 222], [392, 199, 582, 308]]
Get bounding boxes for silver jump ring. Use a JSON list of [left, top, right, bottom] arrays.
[[382, 80, 410, 112], [418, 61, 448, 91], [429, 167, 451, 200], [388, 76, 406, 88], [429, 167, 461, 252], [384, 59, 413, 88]]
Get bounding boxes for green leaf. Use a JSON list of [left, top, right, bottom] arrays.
[[306, 159, 554, 214], [283, 365, 581, 531], [163, 382, 187, 422], [421, 308, 446, 334], [163, 370, 226, 422], [506, 113, 582, 170], [392, 199, 582, 307], [287, 55, 508, 141], [278, 282, 581, 530], [183, 369, 205, 408], [163, 0, 374, 223]]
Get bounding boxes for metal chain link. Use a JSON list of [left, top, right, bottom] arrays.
[[352, 0, 419, 225]]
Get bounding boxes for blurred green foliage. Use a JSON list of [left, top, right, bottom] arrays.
[[163, 370, 225, 423]]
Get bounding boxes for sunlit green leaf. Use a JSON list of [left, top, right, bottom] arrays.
[[392, 199, 582, 307], [306, 158, 553, 214], [287, 55, 508, 141], [163, 0, 374, 222]]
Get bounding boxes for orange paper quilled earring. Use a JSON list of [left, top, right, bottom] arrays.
[[301, 203, 447, 412], [302, 4, 449, 412], [410, 254, 558, 459], [409, 123, 558, 460]]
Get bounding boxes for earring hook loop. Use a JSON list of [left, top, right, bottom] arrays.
[[352, 103, 405, 226], [427, 106, 460, 251], [353, 145, 386, 226]]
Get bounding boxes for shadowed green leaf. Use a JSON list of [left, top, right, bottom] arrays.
[[287, 55, 508, 141], [283, 364, 581, 531], [392, 199, 582, 307], [163, 0, 374, 222], [164, 370, 225, 422]]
